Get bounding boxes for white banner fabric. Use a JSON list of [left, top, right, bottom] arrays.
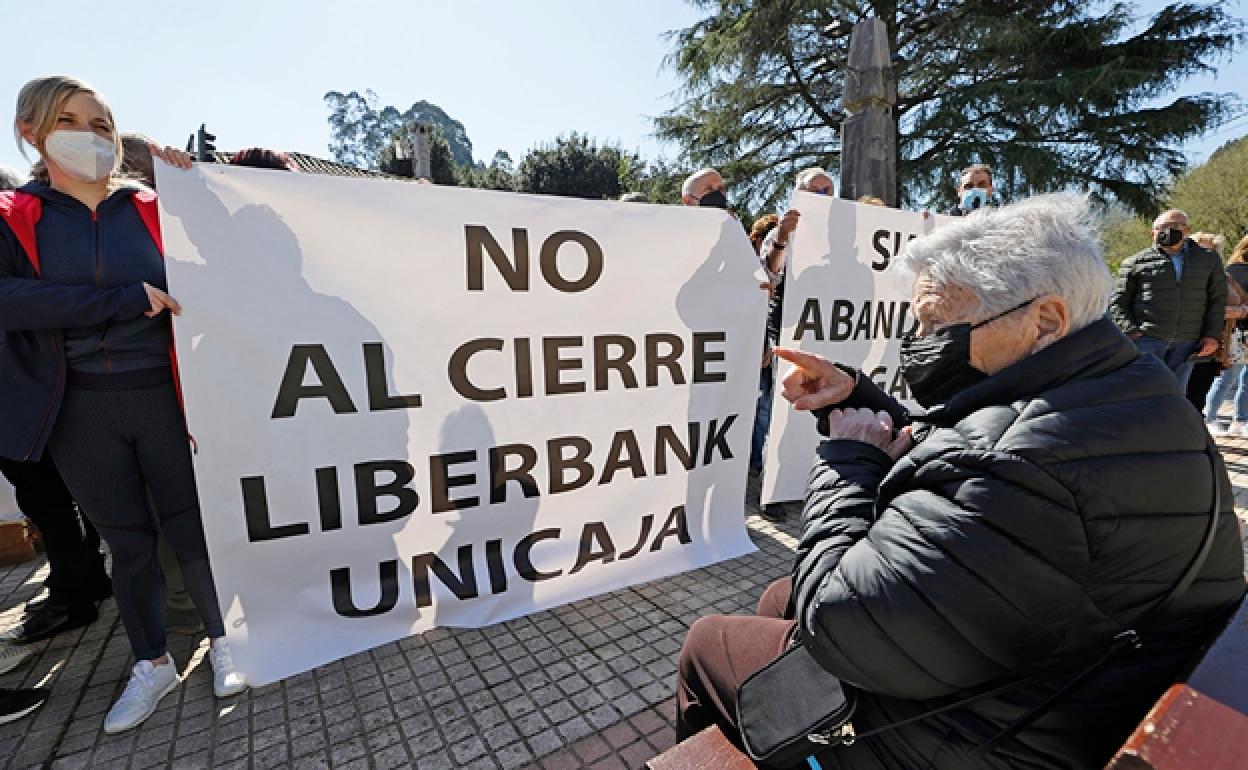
[[762, 194, 950, 504], [155, 165, 762, 685]]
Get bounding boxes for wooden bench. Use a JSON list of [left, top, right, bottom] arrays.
[[648, 598, 1248, 770], [1106, 597, 1248, 769]]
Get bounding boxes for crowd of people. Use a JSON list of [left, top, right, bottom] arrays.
[[1, 73, 1245, 770]]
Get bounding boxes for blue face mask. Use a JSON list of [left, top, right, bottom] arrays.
[[960, 188, 989, 211]]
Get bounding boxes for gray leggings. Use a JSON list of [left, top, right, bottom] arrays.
[[48, 381, 225, 660]]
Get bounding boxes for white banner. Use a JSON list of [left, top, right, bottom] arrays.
[[156, 165, 762, 685], [762, 195, 950, 503]]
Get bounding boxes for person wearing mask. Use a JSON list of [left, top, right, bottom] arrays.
[[1185, 232, 1236, 413], [750, 168, 835, 521], [0, 162, 111, 648], [1110, 209, 1227, 389], [1, 75, 246, 735], [1205, 234, 1248, 435], [680, 167, 729, 210], [674, 194, 1245, 769], [947, 163, 993, 216]]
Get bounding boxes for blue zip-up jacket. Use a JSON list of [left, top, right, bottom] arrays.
[[0, 182, 161, 461]]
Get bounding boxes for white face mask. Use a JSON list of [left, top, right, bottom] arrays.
[[44, 130, 116, 182]]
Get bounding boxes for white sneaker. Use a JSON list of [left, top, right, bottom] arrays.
[[209, 638, 247, 698], [1207, 420, 1229, 436], [103, 658, 180, 734], [0, 642, 33, 675]]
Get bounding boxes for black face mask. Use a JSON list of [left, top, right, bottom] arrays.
[[1156, 228, 1184, 248], [899, 298, 1036, 408], [698, 189, 728, 209]]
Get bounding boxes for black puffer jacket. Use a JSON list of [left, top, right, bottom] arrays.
[[794, 318, 1245, 769], [1109, 240, 1227, 341]]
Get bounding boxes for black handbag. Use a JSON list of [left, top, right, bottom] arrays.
[[736, 642, 858, 767], [736, 443, 1224, 769]]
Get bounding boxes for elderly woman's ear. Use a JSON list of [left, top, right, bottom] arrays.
[[1030, 294, 1071, 354]]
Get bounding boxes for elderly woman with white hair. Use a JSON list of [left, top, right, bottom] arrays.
[[675, 194, 1245, 769]]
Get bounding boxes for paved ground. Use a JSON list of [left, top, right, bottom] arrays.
[[3, 437, 1247, 770]]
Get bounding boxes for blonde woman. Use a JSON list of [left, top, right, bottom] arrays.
[[0, 75, 244, 734]]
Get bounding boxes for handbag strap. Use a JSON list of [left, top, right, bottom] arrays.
[[973, 441, 1223, 754], [822, 441, 1225, 753]]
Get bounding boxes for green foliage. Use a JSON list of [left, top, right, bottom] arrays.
[[620, 158, 691, 205], [513, 133, 640, 200], [1100, 204, 1152, 274], [324, 91, 474, 170], [1170, 136, 1248, 245], [376, 125, 459, 185], [324, 90, 401, 170], [1101, 134, 1248, 273], [658, 1, 1244, 213], [403, 101, 474, 167], [458, 150, 518, 190]]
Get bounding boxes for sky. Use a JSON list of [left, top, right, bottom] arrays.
[[1, 0, 1244, 178]]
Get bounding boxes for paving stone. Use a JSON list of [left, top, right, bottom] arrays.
[[20, 452, 1223, 770]]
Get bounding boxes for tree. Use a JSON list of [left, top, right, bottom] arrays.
[[1170, 136, 1248, 244], [377, 125, 460, 185], [616, 157, 691, 204], [1101, 204, 1152, 274], [1101, 133, 1248, 271], [459, 150, 517, 190], [324, 91, 474, 170], [514, 133, 641, 199], [324, 90, 401, 170], [402, 101, 474, 167], [658, 1, 1243, 213]]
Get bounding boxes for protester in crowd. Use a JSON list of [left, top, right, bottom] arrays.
[[748, 214, 779, 255], [0, 457, 111, 645], [749, 168, 834, 522], [675, 194, 1245, 769], [947, 163, 993, 215], [230, 147, 298, 171], [1110, 209, 1227, 389], [114, 135, 205, 637], [1205, 234, 1248, 435], [748, 213, 781, 487], [0, 162, 111, 647], [1185, 232, 1234, 412], [1, 75, 246, 734], [680, 167, 728, 209]]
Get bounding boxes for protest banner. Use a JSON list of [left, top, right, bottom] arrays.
[[155, 165, 763, 685], [761, 194, 949, 504]]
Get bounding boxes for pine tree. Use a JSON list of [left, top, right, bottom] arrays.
[[657, 0, 1243, 213]]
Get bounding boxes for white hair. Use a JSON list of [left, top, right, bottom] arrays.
[[891, 193, 1112, 331], [681, 167, 719, 199], [0, 163, 24, 191], [795, 167, 831, 192]]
